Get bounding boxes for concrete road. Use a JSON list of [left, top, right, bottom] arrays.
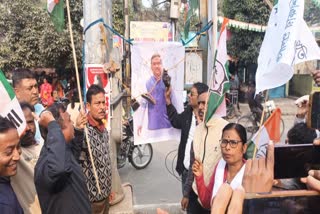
[[118, 139, 182, 206], [118, 98, 298, 210]]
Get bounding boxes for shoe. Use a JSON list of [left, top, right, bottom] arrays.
[[142, 93, 156, 105]]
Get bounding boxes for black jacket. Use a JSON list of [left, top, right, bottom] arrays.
[[167, 104, 193, 175], [34, 121, 91, 214]]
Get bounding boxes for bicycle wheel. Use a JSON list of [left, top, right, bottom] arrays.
[[129, 143, 153, 169], [227, 106, 235, 119], [237, 115, 258, 141]]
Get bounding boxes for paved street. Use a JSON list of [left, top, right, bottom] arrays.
[[118, 97, 299, 212]]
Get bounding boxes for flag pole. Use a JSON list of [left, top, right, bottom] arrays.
[[66, 0, 101, 194], [203, 0, 218, 122], [200, 0, 218, 162], [252, 90, 269, 159]]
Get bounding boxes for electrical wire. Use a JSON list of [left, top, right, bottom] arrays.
[[165, 149, 181, 182]]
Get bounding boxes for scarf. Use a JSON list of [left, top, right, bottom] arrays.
[[212, 158, 246, 198]]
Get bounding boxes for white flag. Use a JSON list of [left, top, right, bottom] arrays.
[[47, 0, 57, 13], [0, 71, 26, 136], [256, 0, 320, 94]]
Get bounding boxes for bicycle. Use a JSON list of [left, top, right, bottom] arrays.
[[237, 101, 285, 141], [225, 90, 240, 119], [111, 90, 153, 170]]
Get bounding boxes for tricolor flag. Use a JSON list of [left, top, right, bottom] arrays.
[[205, 18, 230, 122], [252, 108, 282, 158], [255, 0, 320, 94], [0, 71, 26, 136], [47, 0, 65, 32]]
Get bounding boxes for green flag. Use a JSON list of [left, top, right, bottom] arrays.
[[205, 18, 230, 122], [48, 0, 65, 32]]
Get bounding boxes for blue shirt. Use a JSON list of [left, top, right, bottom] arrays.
[[145, 76, 171, 130], [34, 103, 45, 143]]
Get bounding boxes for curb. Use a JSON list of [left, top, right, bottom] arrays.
[[134, 203, 184, 214]]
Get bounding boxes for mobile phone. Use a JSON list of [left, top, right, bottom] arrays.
[[274, 144, 320, 179], [307, 92, 320, 129]]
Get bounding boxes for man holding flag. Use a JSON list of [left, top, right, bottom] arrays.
[[188, 18, 230, 213]]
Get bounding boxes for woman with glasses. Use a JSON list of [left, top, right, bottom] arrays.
[[192, 123, 247, 209]]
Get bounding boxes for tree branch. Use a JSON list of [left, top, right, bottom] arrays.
[[264, 0, 273, 10]]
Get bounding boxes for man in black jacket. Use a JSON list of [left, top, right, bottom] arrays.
[[165, 82, 208, 211], [34, 103, 91, 214]]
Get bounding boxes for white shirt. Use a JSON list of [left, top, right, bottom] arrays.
[[183, 112, 196, 169]]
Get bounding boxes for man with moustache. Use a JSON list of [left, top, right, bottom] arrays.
[[184, 92, 229, 213], [165, 82, 209, 211], [0, 116, 23, 213], [11, 102, 42, 214], [137, 54, 172, 135], [79, 84, 112, 214], [12, 68, 45, 142]]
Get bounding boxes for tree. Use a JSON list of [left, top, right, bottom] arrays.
[[0, 0, 83, 73], [222, 0, 271, 65], [305, 0, 320, 26], [113, 1, 125, 35]]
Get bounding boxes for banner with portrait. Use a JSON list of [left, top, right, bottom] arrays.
[[131, 42, 185, 144]]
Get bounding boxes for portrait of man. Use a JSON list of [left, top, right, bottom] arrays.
[[137, 54, 172, 134], [131, 42, 185, 144]]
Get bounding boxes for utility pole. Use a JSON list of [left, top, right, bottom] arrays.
[[199, 0, 208, 83], [124, 0, 131, 117], [83, 0, 125, 205]]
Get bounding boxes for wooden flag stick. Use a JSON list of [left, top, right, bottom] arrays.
[[252, 90, 269, 159], [66, 0, 101, 194]]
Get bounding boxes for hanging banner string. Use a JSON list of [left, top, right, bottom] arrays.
[[84, 18, 133, 45], [218, 16, 320, 32], [181, 20, 213, 46]]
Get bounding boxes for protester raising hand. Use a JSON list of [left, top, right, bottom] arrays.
[[38, 111, 55, 128], [192, 159, 203, 177], [75, 110, 87, 130], [301, 138, 320, 191], [243, 142, 274, 193], [301, 170, 320, 192]]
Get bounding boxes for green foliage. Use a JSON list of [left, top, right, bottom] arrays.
[[0, 0, 83, 73], [305, 0, 320, 26], [113, 0, 125, 35], [222, 0, 271, 65], [183, 0, 199, 39]]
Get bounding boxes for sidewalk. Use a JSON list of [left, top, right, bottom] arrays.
[[238, 97, 297, 117]]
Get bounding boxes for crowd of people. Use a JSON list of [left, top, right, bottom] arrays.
[[1, 65, 320, 214], [1, 68, 111, 214], [163, 68, 320, 213]]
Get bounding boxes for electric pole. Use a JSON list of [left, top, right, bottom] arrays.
[[199, 0, 208, 83], [83, 0, 125, 205]]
